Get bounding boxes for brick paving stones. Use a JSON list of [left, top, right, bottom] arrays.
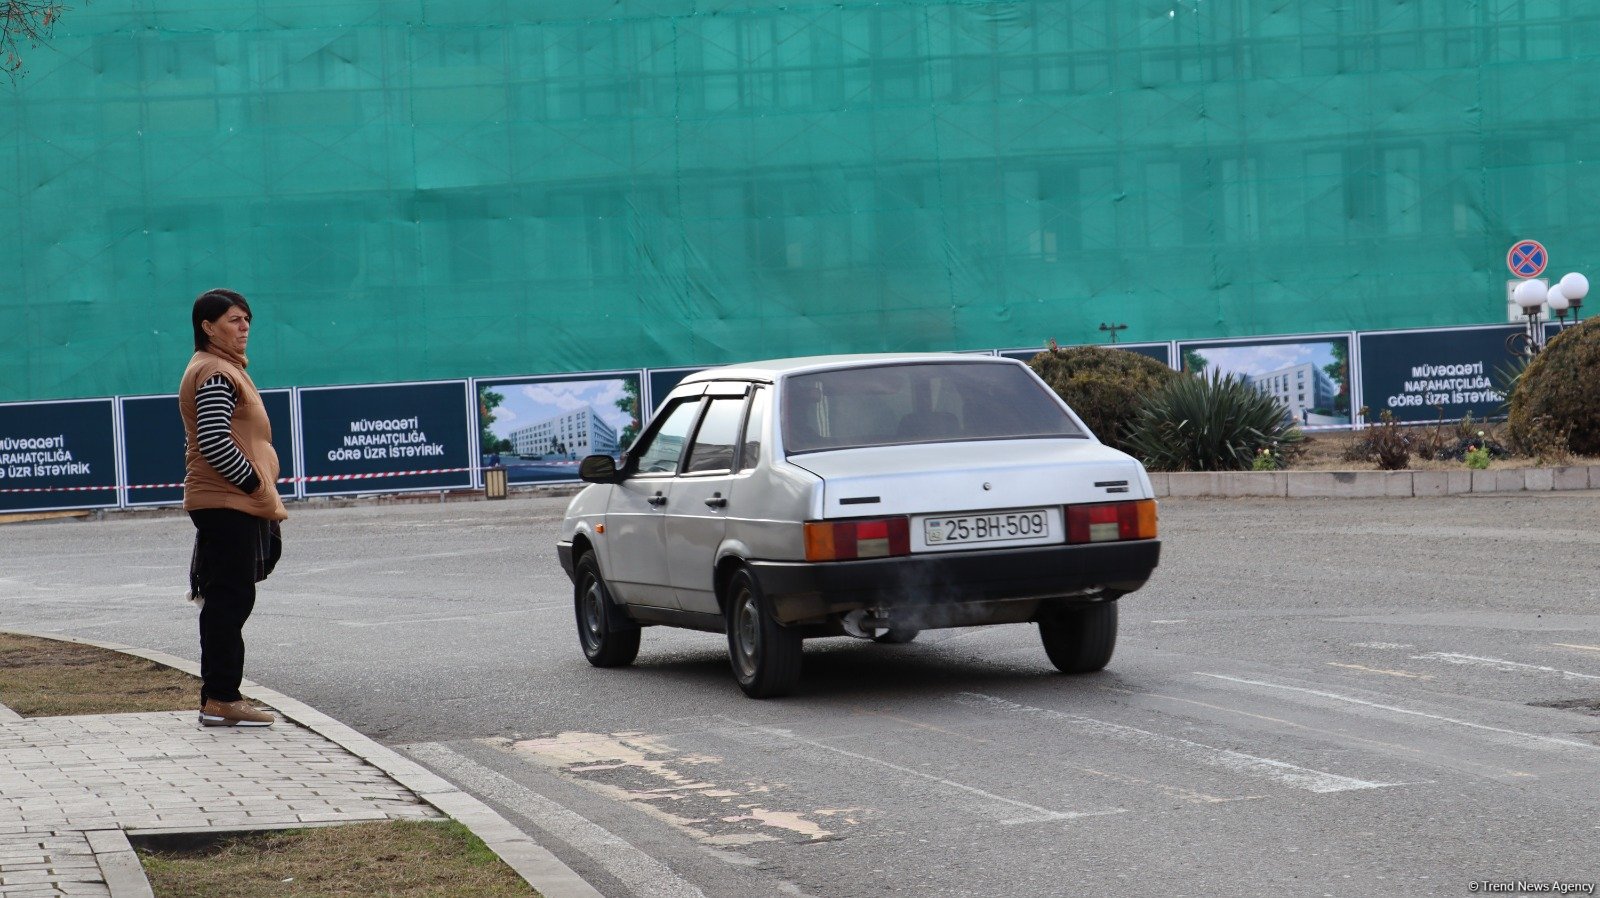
[[0, 707, 440, 897]]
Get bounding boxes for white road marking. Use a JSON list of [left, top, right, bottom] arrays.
[[1199, 674, 1595, 750], [958, 692, 1397, 794], [1552, 643, 1600, 654], [1350, 642, 1414, 650], [716, 717, 1123, 824], [403, 741, 709, 898], [1411, 652, 1600, 682], [1096, 685, 1531, 782], [1148, 619, 1188, 624]]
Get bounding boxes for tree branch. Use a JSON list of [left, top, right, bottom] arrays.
[[2, 0, 70, 77]]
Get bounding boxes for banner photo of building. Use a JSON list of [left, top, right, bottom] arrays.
[[475, 373, 643, 484], [1178, 336, 1353, 428]]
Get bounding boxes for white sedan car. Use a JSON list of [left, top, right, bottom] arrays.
[[557, 353, 1161, 698]]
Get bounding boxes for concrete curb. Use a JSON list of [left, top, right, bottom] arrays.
[[1151, 465, 1600, 498], [85, 829, 155, 898], [0, 629, 602, 898]]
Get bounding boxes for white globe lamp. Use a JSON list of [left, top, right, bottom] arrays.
[[1559, 272, 1588, 322], [1513, 278, 1547, 310], [1547, 285, 1569, 311], [1547, 284, 1571, 329]]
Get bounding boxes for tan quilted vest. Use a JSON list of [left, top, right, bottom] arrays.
[[178, 350, 288, 521]]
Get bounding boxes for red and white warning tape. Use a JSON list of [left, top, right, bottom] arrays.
[[296, 466, 473, 484], [0, 466, 478, 495], [0, 484, 121, 494]]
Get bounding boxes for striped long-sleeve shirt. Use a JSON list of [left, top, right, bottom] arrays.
[[195, 374, 262, 494]]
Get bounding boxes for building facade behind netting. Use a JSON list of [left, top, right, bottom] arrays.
[[4, 1, 1598, 402]]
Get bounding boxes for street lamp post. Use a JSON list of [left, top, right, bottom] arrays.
[[1098, 322, 1127, 344], [1558, 272, 1588, 324], [1511, 271, 1588, 356], [1512, 279, 1548, 357], [1548, 283, 1570, 327]]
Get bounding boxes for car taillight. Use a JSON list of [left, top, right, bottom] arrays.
[[804, 517, 911, 561], [1065, 500, 1157, 544]]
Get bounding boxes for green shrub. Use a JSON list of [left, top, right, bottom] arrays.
[[1027, 344, 1179, 452], [1465, 444, 1491, 469], [1125, 369, 1304, 471], [1508, 320, 1600, 456]]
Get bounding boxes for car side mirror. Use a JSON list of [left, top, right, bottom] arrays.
[[578, 454, 622, 483]]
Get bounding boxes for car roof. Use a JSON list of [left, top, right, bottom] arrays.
[[678, 353, 1018, 385]]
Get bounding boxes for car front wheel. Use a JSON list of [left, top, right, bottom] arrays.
[[725, 567, 802, 698], [575, 551, 640, 668], [1038, 601, 1117, 674]]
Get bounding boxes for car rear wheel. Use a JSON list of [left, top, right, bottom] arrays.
[[575, 552, 640, 668], [1038, 601, 1117, 673], [725, 567, 802, 698], [872, 627, 921, 644]]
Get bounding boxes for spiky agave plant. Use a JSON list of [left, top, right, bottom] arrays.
[[1125, 369, 1304, 471]]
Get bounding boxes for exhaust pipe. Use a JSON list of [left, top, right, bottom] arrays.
[[841, 609, 892, 639]]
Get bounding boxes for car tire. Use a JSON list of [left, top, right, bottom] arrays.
[[725, 567, 802, 698], [1038, 601, 1117, 674], [575, 552, 640, 668], [872, 627, 921, 644]]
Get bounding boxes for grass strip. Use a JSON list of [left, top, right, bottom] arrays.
[[137, 819, 540, 898], [0, 633, 199, 717]]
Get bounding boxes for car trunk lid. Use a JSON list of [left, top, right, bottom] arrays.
[[787, 438, 1151, 518]]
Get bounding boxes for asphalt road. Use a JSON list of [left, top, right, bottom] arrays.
[[4, 493, 1599, 897]]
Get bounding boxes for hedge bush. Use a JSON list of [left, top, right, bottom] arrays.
[[1026, 345, 1179, 452], [1508, 319, 1600, 457]]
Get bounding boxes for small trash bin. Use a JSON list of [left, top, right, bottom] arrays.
[[484, 465, 508, 500]]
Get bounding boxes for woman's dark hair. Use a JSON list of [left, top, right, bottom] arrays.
[[192, 288, 251, 351]]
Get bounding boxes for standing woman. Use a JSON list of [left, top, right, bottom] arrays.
[[179, 289, 287, 727]]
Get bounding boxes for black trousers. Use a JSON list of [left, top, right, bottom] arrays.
[[189, 508, 260, 704]]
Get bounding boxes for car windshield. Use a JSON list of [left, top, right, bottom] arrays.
[[781, 361, 1084, 454]]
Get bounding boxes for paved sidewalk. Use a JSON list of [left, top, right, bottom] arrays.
[[0, 632, 601, 898]]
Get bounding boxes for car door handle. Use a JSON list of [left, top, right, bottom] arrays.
[[648, 492, 667, 507], [704, 493, 727, 508]]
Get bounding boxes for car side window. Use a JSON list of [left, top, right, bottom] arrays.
[[633, 398, 701, 474], [684, 397, 745, 474], [738, 387, 768, 471]]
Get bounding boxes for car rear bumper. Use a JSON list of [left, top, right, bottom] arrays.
[[749, 539, 1160, 625]]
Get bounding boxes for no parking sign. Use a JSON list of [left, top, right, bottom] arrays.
[[1507, 240, 1547, 278]]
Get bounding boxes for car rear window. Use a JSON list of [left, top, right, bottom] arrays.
[[780, 362, 1084, 453]]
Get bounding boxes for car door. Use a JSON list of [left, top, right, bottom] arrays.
[[602, 393, 703, 609], [665, 384, 751, 615]]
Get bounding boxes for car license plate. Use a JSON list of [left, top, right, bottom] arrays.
[[917, 507, 1057, 550]]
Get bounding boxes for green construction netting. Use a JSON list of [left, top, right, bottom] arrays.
[[4, 0, 1600, 402]]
